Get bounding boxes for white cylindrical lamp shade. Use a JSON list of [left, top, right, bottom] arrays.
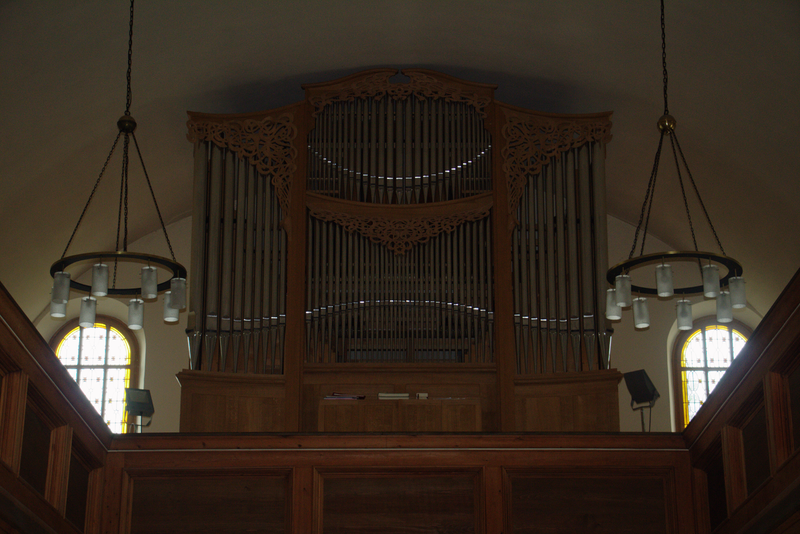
[[163, 292, 180, 323], [702, 264, 720, 298], [615, 274, 632, 307], [632, 297, 650, 329], [50, 300, 67, 318], [655, 264, 674, 297], [170, 277, 187, 309], [128, 298, 144, 330], [729, 276, 746, 309], [141, 266, 158, 300], [677, 299, 693, 331], [52, 271, 71, 304], [79, 297, 97, 328], [605, 289, 622, 320], [717, 290, 733, 323], [91, 263, 109, 297]]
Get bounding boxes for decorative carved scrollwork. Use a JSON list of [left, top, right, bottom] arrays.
[[501, 107, 612, 224], [306, 69, 494, 118], [187, 113, 298, 214], [307, 192, 493, 254]]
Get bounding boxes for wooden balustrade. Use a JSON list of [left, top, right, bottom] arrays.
[[684, 267, 800, 533], [3, 267, 800, 532]]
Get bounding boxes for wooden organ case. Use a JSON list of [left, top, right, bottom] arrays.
[[179, 69, 620, 433]]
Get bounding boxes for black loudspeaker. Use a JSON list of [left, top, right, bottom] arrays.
[[623, 370, 659, 432], [623, 370, 660, 409]]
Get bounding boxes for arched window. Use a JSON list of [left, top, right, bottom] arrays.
[[673, 318, 749, 430], [50, 318, 139, 434]]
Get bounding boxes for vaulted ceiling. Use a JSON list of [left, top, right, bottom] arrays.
[[1, 1, 798, 321]]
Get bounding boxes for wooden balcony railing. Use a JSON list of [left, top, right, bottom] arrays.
[[1, 268, 800, 533]]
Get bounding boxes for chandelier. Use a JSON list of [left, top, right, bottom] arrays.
[[49, 0, 186, 330], [605, 0, 745, 331]]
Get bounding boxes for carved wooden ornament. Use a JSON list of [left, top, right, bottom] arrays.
[[307, 192, 493, 254], [187, 112, 298, 214], [305, 69, 495, 118], [501, 106, 612, 223]]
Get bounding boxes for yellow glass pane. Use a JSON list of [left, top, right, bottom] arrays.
[[680, 324, 748, 427], [54, 322, 134, 434]]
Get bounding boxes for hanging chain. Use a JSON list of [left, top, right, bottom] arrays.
[[661, 0, 669, 115], [125, 0, 134, 115], [60, 134, 123, 258], [623, 0, 730, 268], [638, 141, 662, 257], [673, 132, 726, 255], [132, 134, 178, 262], [60, 0, 182, 285], [669, 132, 699, 252], [628, 132, 665, 260]]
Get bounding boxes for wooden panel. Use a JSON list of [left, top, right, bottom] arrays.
[[65, 451, 91, 531], [318, 401, 397, 432], [441, 401, 482, 432], [701, 447, 728, 531], [789, 363, 800, 452], [130, 474, 289, 534], [514, 370, 622, 432], [19, 404, 50, 496], [178, 370, 286, 432], [509, 471, 669, 533], [44, 425, 72, 515], [303, 366, 496, 432], [765, 371, 793, 468], [0, 372, 27, 474], [318, 399, 481, 433], [741, 404, 771, 495], [722, 425, 747, 513], [320, 471, 478, 534]]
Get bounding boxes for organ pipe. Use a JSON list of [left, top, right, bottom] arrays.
[[187, 70, 612, 377], [188, 143, 287, 374]]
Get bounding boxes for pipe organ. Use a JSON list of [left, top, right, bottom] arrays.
[[182, 69, 618, 433]]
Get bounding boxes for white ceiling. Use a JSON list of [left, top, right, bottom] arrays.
[[1, 1, 798, 320]]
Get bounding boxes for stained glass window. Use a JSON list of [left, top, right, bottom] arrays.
[[680, 324, 748, 427], [54, 322, 135, 433]]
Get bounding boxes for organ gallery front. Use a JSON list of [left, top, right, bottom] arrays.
[[179, 69, 619, 433]]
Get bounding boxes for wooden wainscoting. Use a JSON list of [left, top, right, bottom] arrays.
[[108, 433, 696, 534], [178, 366, 622, 432], [318, 398, 482, 432], [177, 370, 286, 432], [514, 369, 623, 432], [0, 281, 109, 534], [303, 364, 497, 432]]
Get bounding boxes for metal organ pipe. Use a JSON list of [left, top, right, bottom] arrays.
[[511, 143, 608, 374], [305, 96, 493, 364], [189, 144, 287, 374]]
